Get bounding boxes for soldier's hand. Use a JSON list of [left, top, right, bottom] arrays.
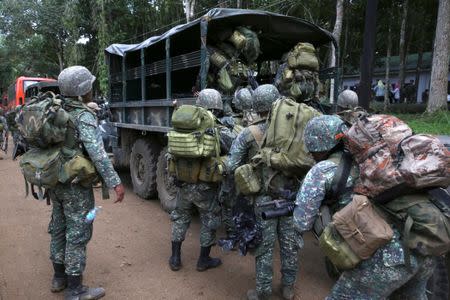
[[113, 184, 125, 203]]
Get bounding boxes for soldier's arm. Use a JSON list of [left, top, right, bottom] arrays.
[[293, 161, 337, 233], [77, 112, 121, 188], [225, 128, 251, 173], [218, 125, 237, 154]]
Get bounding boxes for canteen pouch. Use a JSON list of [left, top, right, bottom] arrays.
[[59, 154, 98, 187], [234, 164, 261, 195], [319, 224, 361, 270]]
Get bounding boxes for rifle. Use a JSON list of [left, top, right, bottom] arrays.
[[257, 199, 295, 220]]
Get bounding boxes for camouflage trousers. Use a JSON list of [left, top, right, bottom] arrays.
[[253, 195, 299, 294], [48, 183, 95, 276], [219, 177, 237, 235], [171, 182, 221, 247], [327, 235, 436, 300]]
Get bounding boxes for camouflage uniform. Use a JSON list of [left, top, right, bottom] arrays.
[[171, 125, 235, 247], [5, 110, 19, 144], [227, 123, 299, 296], [294, 115, 436, 300], [0, 113, 7, 152], [49, 103, 121, 276]]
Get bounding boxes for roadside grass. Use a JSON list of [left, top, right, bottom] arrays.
[[394, 110, 450, 135]]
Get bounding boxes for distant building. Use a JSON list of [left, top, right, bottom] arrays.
[[342, 52, 450, 103]]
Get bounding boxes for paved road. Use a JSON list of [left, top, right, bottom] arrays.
[[0, 150, 334, 300]]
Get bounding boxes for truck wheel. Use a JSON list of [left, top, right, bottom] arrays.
[[156, 147, 177, 213], [426, 255, 449, 300], [130, 139, 158, 199]]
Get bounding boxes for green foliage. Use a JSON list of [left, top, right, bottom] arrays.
[[395, 111, 450, 135]]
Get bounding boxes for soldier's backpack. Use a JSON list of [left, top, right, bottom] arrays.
[[289, 69, 320, 102], [286, 42, 319, 71], [228, 27, 261, 64], [253, 97, 321, 177], [18, 93, 98, 198], [168, 105, 219, 158], [168, 105, 222, 183], [345, 114, 450, 198]]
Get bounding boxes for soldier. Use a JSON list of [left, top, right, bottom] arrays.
[[293, 115, 436, 299], [169, 89, 235, 272], [51, 66, 125, 300], [6, 105, 20, 153], [226, 84, 299, 300], [0, 108, 8, 156]]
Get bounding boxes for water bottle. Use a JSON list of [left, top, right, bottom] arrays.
[[85, 206, 102, 224]]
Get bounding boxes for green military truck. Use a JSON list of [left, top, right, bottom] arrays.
[[105, 8, 339, 212]]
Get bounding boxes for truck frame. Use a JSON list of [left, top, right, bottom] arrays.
[[105, 8, 339, 212]]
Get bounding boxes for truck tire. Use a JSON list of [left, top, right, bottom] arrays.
[[130, 139, 158, 199], [426, 255, 449, 300], [156, 147, 177, 213]]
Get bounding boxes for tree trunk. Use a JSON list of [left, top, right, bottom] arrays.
[[183, 0, 195, 22], [414, 29, 424, 102], [398, 0, 409, 103], [237, 0, 242, 8], [427, 0, 450, 113], [384, 9, 393, 112], [329, 0, 344, 104], [341, 12, 349, 71], [358, 0, 379, 110]]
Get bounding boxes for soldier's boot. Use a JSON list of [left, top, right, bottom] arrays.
[[246, 289, 271, 300], [281, 285, 295, 300], [169, 241, 182, 271], [196, 246, 222, 272], [64, 275, 105, 300], [51, 263, 67, 293]]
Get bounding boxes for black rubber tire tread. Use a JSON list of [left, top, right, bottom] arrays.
[[156, 147, 177, 213], [130, 139, 158, 199], [426, 256, 449, 300]]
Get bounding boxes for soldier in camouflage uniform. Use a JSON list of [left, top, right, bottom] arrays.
[[293, 115, 436, 299], [50, 66, 125, 300], [226, 85, 299, 300], [169, 89, 236, 272], [0, 108, 8, 156]]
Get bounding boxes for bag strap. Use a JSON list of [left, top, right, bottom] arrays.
[[248, 125, 264, 149], [325, 151, 353, 205]]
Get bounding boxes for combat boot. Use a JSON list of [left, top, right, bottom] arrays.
[[51, 263, 67, 293], [64, 275, 105, 300], [246, 289, 271, 300], [196, 246, 222, 271], [281, 284, 295, 300], [169, 241, 182, 271]]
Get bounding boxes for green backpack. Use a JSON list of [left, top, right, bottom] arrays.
[[379, 189, 450, 257], [253, 97, 321, 177], [19, 95, 98, 198], [168, 105, 220, 158]]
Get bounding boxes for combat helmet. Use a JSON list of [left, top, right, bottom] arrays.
[[337, 90, 358, 109], [252, 84, 280, 113], [58, 66, 96, 97], [233, 87, 253, 111], [304, 115, 348, 153], [196, 89, 223, 111]]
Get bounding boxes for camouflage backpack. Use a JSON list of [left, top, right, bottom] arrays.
[[18, 94, 98, 198]]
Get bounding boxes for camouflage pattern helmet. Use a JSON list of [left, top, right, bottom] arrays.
[[337, 90, 358, 109], [233, 87, 253, 111], [253, 84, 280, 113], [304, 115, 348, 153], [196, 89, 223, 111], [58, 66, 96, 97]]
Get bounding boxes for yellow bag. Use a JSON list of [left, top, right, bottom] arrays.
[[59, 154, 99, 186], [198, 156, 227, 183], [319, 224, 361, 270], [167, 130, 218, 158], [229, 30, 246, 49], [234, 164, 261, 195]]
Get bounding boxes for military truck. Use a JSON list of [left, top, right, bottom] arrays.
[[105, 8, 339, 212]]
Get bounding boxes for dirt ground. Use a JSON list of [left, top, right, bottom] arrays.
[[0, 148, 334, 300]]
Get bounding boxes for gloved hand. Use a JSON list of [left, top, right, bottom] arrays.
[[113, 183, 125, 203]]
